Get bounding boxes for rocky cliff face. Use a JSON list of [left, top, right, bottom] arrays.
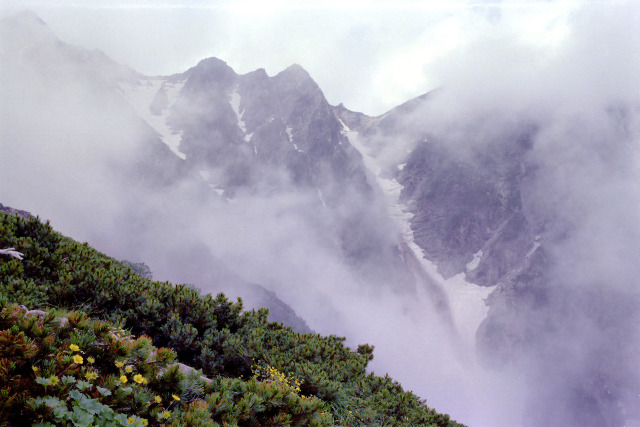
[[120, 54, 420, 294], [4, 11, 638, 426], [1, 12, 421, 331], [337, 89, 640, 426], [0, 203, 32, 219]]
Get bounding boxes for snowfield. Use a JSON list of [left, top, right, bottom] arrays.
[[119, 78, 186, 160], [342, 120, 495, 345]]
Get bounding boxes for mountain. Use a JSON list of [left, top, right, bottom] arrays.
[[2, 11, 639, 427], [0, 11, 314, 334], [0, 209, 464, 426], [335, 89, 640, 426], [1, 10, 439, 346]]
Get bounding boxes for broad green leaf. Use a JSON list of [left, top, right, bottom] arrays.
[[35, 377, 51, 386], [43, 396, 63, 408], [78, 396, 108, 415], [62, 375, 76, 385], [52, 405, 70, 420], [69, 389, 85, 401], [97, 386, 112, 396], [70, 406, 94, 427], [75, 380, 92, 391], [114, 413, 129, 425]]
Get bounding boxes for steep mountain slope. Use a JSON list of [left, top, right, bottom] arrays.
[[116, 55, 423, 296], [335, 89, 640, 426], [0, 209, 464, 426], [3, 10, 639, 426], [0, 12, 444, 350], [0, 11, 313, 332]]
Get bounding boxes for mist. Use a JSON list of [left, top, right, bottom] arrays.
[[384, 3, 640, 425], [2, 2, 640, 426]]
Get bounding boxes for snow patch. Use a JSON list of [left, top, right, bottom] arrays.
[[119, 78, 186, 159], [526, 241, 540, 258], [229, 85, 253, 142], [466, 250, 483, 272], [346, 126, 495, 345], [198, 169, 212, 182], [198, 169, 225, 196], [286, 126, 304, 152]]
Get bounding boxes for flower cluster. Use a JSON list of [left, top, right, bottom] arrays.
[[114, 360, 149, 386], [253, 365, 302, 394], [31, 343, 151, 426]]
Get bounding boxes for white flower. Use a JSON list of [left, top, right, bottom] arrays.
[[0, 248, 24, 260]]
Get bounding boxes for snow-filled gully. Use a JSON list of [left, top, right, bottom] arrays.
[[341, 121, 494, 346]]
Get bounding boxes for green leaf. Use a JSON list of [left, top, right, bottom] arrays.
[[69, 389, 85, 401], [78, 396, 109, 415], [43, 396, 63, 408], [70, 406, 94, 427], [97, 386, 112, 396], [62, 375, 76, 385], [114, 413, 129, 425], [75, 380, 92, 391], [35, 376, 51, 386], [52, 405, 70, 420]]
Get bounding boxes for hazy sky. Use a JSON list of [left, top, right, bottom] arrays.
[[0, 0, 595, 115], [2, 1, 640, 424]]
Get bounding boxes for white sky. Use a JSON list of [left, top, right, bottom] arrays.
[[0, 0, 626, 115]]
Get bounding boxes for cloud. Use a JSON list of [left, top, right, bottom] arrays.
[[383, 2, 640, 424], [2, 2, 639, 425]]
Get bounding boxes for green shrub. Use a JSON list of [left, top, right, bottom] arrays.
[[0, 212, 465, 426]]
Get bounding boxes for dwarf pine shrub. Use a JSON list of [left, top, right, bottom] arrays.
[[0, 211, 465, 426]]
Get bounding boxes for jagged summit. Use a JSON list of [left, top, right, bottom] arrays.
[[3, 11, 638, 426], [4, 9, 47, 25], [279, 63, 310, 77], [0, 9, 57, 53], [272, 63, 318, 90]]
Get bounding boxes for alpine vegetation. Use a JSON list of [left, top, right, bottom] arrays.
[[0, 210, 462, 426]]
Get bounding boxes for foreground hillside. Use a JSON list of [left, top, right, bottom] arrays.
[[0, 211, 464, 426]]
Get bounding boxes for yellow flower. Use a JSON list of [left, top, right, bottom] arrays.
[[141, 419, 148, 426], [73, 354, 84, 364], [125, 365, 133, 373], [154, 395, 162, 403], [69, 344, 80, 352], [87, 356, 95, 364], [172, 394, 180, 401], [120, 375, 128, 384], [158, 410, 171, 419], [85, 372, 98, 381], [133, 374, 145, 384], [49, 376, 60, 385], [32, 366, 39, 372], [115, 361, 124, 368], [127, 417, 135, 424]]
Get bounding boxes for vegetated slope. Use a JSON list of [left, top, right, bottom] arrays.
[[0, 211, 464, 426]]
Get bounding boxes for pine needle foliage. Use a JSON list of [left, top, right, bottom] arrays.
[[0, 212, 465, 426]]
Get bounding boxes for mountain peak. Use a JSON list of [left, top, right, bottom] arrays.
[[280, 63, 311, 79], [191, 57, 236, 78], [185, 57, 237, 90], [0, 10, 60, 64], [6, 10, 47, 26], [1, 10, 52, 36], [272, 63, 318, 92]]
